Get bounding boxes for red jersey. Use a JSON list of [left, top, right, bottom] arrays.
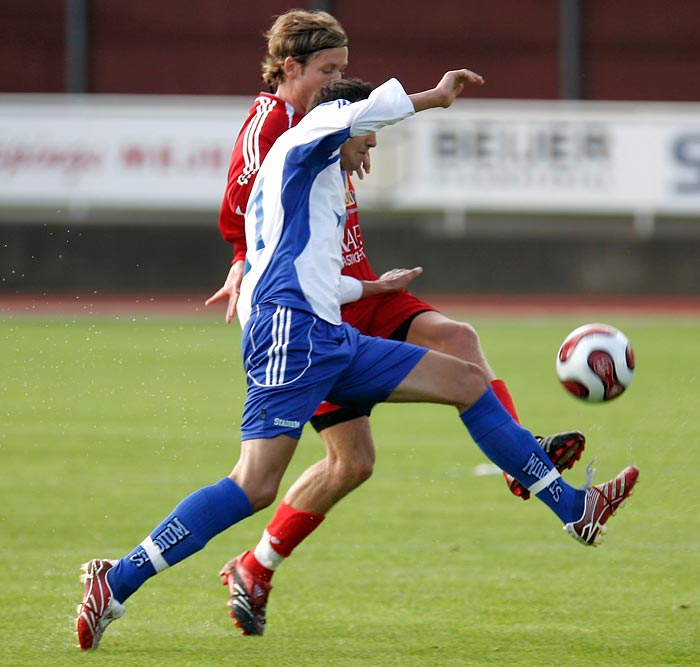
[[218, 93, 302, 263], [218, 92, 378, 282]]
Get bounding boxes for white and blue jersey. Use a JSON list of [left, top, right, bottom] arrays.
[[237, 77, 415, 328], [236, 78, 427, 441]]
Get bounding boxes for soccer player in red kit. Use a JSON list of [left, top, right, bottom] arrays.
[[206, 10, 586, 636]]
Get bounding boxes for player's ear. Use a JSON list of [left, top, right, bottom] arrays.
[[283, 56, 301, 80]]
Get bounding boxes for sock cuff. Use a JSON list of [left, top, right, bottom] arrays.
[[273, 500, 325, 524], [460, 388, 513, 441], [219, 477, 253, 516], [200, 477, 253, 546], [266, 501, 326, 558]]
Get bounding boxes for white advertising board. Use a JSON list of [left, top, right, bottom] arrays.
[[0, 95, 248, 211], [1, 95, 699, 218], [357, 99, 700, 216]]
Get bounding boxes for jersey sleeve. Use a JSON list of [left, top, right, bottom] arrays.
[[294, 78, 415, 159], [339, 276, 363, 304], [348, 78, 415, 137], [218, 96, 294, 262]]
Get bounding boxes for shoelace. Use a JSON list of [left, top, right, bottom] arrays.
[[580, 457, 598, 490]]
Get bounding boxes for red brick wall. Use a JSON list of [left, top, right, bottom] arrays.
[[581, 0, 700, 101], [337, 0, 559, 98], [88, 0, 290, 94], [1, 0, 699, 101], [0, 0, 66, 92]]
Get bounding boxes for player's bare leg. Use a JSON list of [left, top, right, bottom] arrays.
[[405, 311, 496, 379], [282, 416, 375, 514], [229, 435, 299, 511]]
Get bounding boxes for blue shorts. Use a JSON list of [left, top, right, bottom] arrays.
[[240, 304, 428, 440]]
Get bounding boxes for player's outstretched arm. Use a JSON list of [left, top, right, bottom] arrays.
[[409, 68, 484, 112], [205, 259, 245, 324]]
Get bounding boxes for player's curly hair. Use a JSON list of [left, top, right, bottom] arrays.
[[262, 9, 348, 91], [309, 78, 374, 109]]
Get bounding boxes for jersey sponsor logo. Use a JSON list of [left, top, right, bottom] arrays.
[[128, 517, 191, 568], [341, 222, 366, 266], [522, 453, 563, 502], [344, 181, 357, 209], [343, 249, 366, 266]]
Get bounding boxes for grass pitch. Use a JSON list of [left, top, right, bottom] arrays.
[[1, 309, 698, 666]]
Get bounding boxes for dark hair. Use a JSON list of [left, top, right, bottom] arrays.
[[309, 78, 374, 110], [262, 10, 348, 90]]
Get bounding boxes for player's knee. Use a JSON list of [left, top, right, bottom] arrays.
[[466, 359, 489, 389], [346, 456, 374, 486], [321, 422, 375, 490], [329, 449, 374, 492], [439, 321, 482, 361], [250, 484, 279, 511], [230, 476, 279, 512], [448, 358, 490, 411]]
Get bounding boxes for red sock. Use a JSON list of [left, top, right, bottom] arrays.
[[490, 379, 520, 423], [266, 501, 326, 557], [241, 550, 275, 581], [242, 501, 325, 581]]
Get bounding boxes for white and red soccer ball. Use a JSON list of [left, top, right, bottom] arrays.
[[556, 323, 635, 402]]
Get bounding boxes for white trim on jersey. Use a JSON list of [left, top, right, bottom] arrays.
[[237, 96, 277, 187]]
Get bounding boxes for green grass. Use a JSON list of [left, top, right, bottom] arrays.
[[1, 311, 698, 666]]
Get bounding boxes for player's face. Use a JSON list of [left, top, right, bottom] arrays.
[[340, 132, 377, 172], [297, 47, 348, 111]]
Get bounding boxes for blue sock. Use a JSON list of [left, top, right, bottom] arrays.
[[107, 478, 253, 603], [460, 388, 584, 523]]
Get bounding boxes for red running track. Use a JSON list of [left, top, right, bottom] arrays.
[[1, 291, 699, 318]]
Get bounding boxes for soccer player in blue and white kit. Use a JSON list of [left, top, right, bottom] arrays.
[[75, 69, 639, 650]]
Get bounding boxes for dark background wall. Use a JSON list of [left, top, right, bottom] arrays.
[[2, 1, 700, 101], [3, 216, 699, 296]]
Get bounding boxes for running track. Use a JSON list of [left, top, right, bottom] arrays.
[[1, 292, 699, 318]]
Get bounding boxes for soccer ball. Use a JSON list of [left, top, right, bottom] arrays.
[[555, 323, 635, 402]]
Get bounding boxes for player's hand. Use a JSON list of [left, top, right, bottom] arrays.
[[410, 68, 484, 112], [434, 68, 484, 107], [205, 259, 244, 324], [361, 266, 423, 297], [351, 151, 372, 180]]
